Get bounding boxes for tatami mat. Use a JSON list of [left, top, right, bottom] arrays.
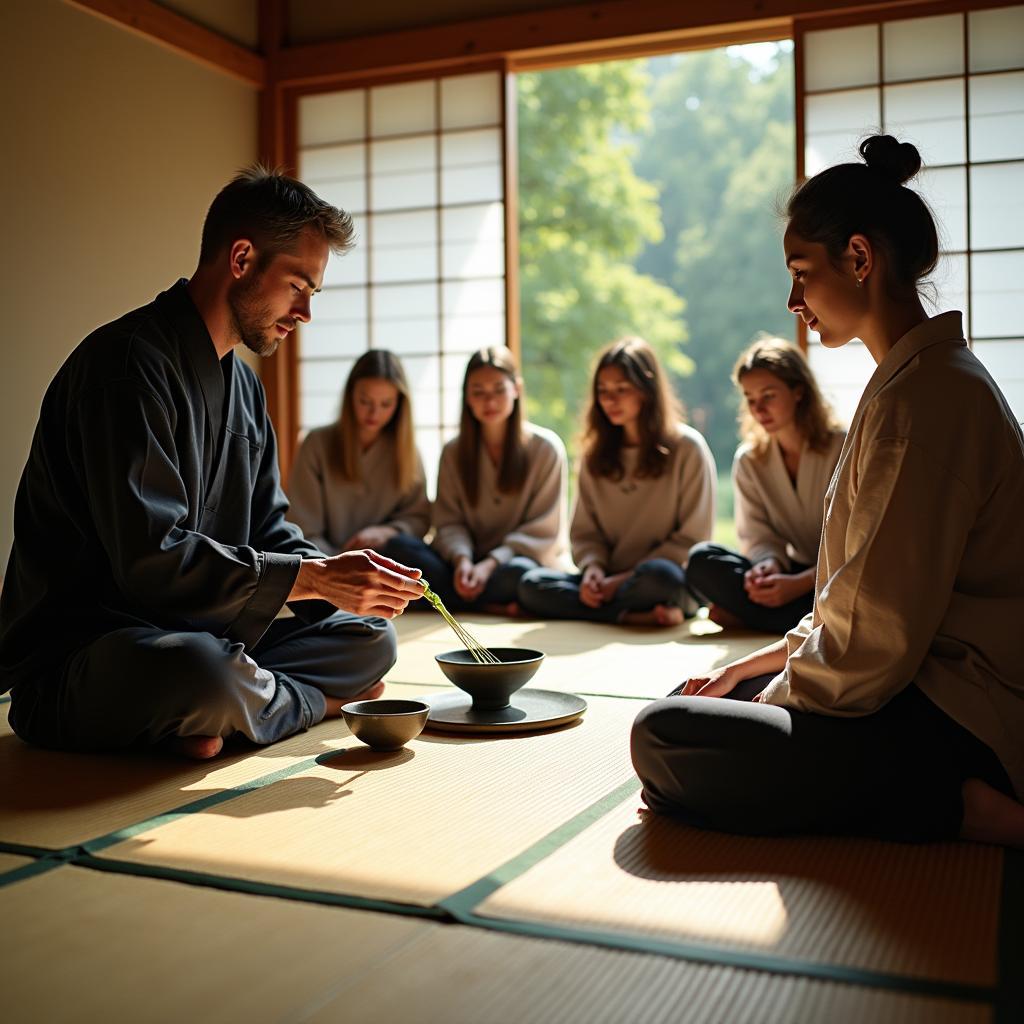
[[476, 799, 1004, 988], [1, 863, 989, 1024], [0, 684, 431, 851], [0, 852, 32, 875], [92, 696, 639, 906], [391, 612, 769, 699]]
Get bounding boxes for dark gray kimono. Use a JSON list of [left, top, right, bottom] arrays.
[[0, 281, 362, 741]]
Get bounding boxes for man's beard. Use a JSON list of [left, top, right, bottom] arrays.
[[228, 273, 282, 358]]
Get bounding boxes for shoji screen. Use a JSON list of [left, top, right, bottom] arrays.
[[296, 71, 508, 493], [799, 5, 1024, 425]]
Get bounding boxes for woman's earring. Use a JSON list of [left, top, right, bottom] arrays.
[[855, 276, 863, 288]]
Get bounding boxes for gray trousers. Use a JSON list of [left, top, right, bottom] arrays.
[[631, 676, 1013, 842], [10, 611, 396, 752]]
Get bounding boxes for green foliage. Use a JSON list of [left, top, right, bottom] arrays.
[[517, 47, 796, 477], [636, 48, 796, 467], [517, 63, 691, 451]]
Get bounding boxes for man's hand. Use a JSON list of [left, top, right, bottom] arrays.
[[342, 524, 398, 552], [579, 565, 606, 608], [454, 556, 497, 601], [667, 664, 740, 699], [290, 549, 423, 618]]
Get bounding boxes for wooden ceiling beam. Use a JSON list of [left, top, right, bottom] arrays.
[[273, 0, 930, 87], [64, 0, 266, 87]]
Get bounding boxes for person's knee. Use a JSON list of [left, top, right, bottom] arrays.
[[683, 545, 715, 590], [322, 613, 398, 681], [381, 532, 424, 563]]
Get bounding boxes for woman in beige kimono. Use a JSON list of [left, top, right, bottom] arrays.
[[288, 349, 430, 555], [687, 338, 844, 634], [632, 135, 1024, 847], [387, 345, 567, 614]]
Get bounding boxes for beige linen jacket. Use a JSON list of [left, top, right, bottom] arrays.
[[733, 430, 846, 569], [764, 313, 1024, 798]]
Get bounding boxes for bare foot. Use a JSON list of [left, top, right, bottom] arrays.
[[708, 604, 745, 628], [323, 679, 386, 717], [620, 604, 685, 627], [482, 601, 521, 617], [170, 735, 225, 760], [960, 777, 1024, 848]]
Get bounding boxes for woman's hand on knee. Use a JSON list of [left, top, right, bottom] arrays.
[[668, 664, 740, 698]]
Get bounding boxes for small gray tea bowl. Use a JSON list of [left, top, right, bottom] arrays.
[[435, 648, 545, 711], [341, 698, 430, 751]]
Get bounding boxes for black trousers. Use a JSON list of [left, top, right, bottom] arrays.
[[9, 611, 396, 752], [686, 542, 812, 634], [630, 676, 1013, 842]]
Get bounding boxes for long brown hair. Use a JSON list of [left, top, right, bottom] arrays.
[[582, 337, 683, 481], [733, 337, 842, 457], [330, 349, 416, 492], [457, 346, 528, 506]]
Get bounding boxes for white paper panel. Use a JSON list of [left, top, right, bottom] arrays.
[[441, 128, 502, 168], [443, 278, 505, 318], [442, 239, 504, 279], [300, 358, 354, 399], [442, 202, 504, 277], [370, 172, 438, 212], [372, 210, 437, 248], [313, 177, 367, 217], [371, 244, 437, 284], [400, 355, 442, 421], [415, 427, 444, 499], [807, 340, 875, 426], [370, 80, 436, 137], [371, 135, 435, 175], [926, 252, 968, 329], [441, 72, 502, 130], [371, 315, 439, 355], [441, 165, 503, 205], [301, 393, 342, 434], [442, 353, 471, 424], [883, 15, 964, 82], [970, 162, 1024, 249], [443, 202, 504, 242], [313, 287, 368, 324], [443, 315, 507, 355], [883, 78, 965, 166], [300, 143, 365, 182], [971, 250, 1024, 338], [299, 90, 365, 147], [300, 322, 368, 360], [969, 6, 1024, 74], [805, 25, 879, 92], [805, 88, 880, 175], [972, 339, 1024, 425], [917, 165, 967, 252], [322, 227, 367, 287], [969, 72, 1024, 162], [372, 283, 438, 320]]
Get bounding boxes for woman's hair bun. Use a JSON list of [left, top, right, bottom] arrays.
[[859, 134, 921, 185]]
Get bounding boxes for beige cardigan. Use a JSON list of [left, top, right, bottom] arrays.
[[432, 424, 567, 567], [286, 425, 431, 555], [571, 424, 717, 574], [763, 313, 1024, 798], [733, 430, 845, 569]]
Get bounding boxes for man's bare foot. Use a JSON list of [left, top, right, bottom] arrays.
[[960, 777, 1024, 848], [621, 604, 685, 627], [170, 735, 225, 760], [323, 679, 386, 716], [708, 604, 745, 628]]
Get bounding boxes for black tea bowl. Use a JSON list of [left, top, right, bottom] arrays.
[[435, 648, 545, 711], [341, 699, 430, 751]]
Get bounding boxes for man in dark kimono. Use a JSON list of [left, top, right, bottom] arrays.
[[0, 168, 424, 759]]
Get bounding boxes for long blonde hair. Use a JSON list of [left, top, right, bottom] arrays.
[[457, 346, 528, 506], [582, 337, 683, 481], [330, 349, 416, 492], [734, 337, 841, 457]]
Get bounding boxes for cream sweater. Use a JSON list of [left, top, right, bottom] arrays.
[[432, 424, 567, 566], [733, 430, 845, 569], [286, 425, 430, 555], [571, 424, 717, 574], [762, 313, 1024, 799]]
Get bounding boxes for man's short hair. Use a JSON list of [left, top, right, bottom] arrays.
[[199, 165, 355, 266]]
